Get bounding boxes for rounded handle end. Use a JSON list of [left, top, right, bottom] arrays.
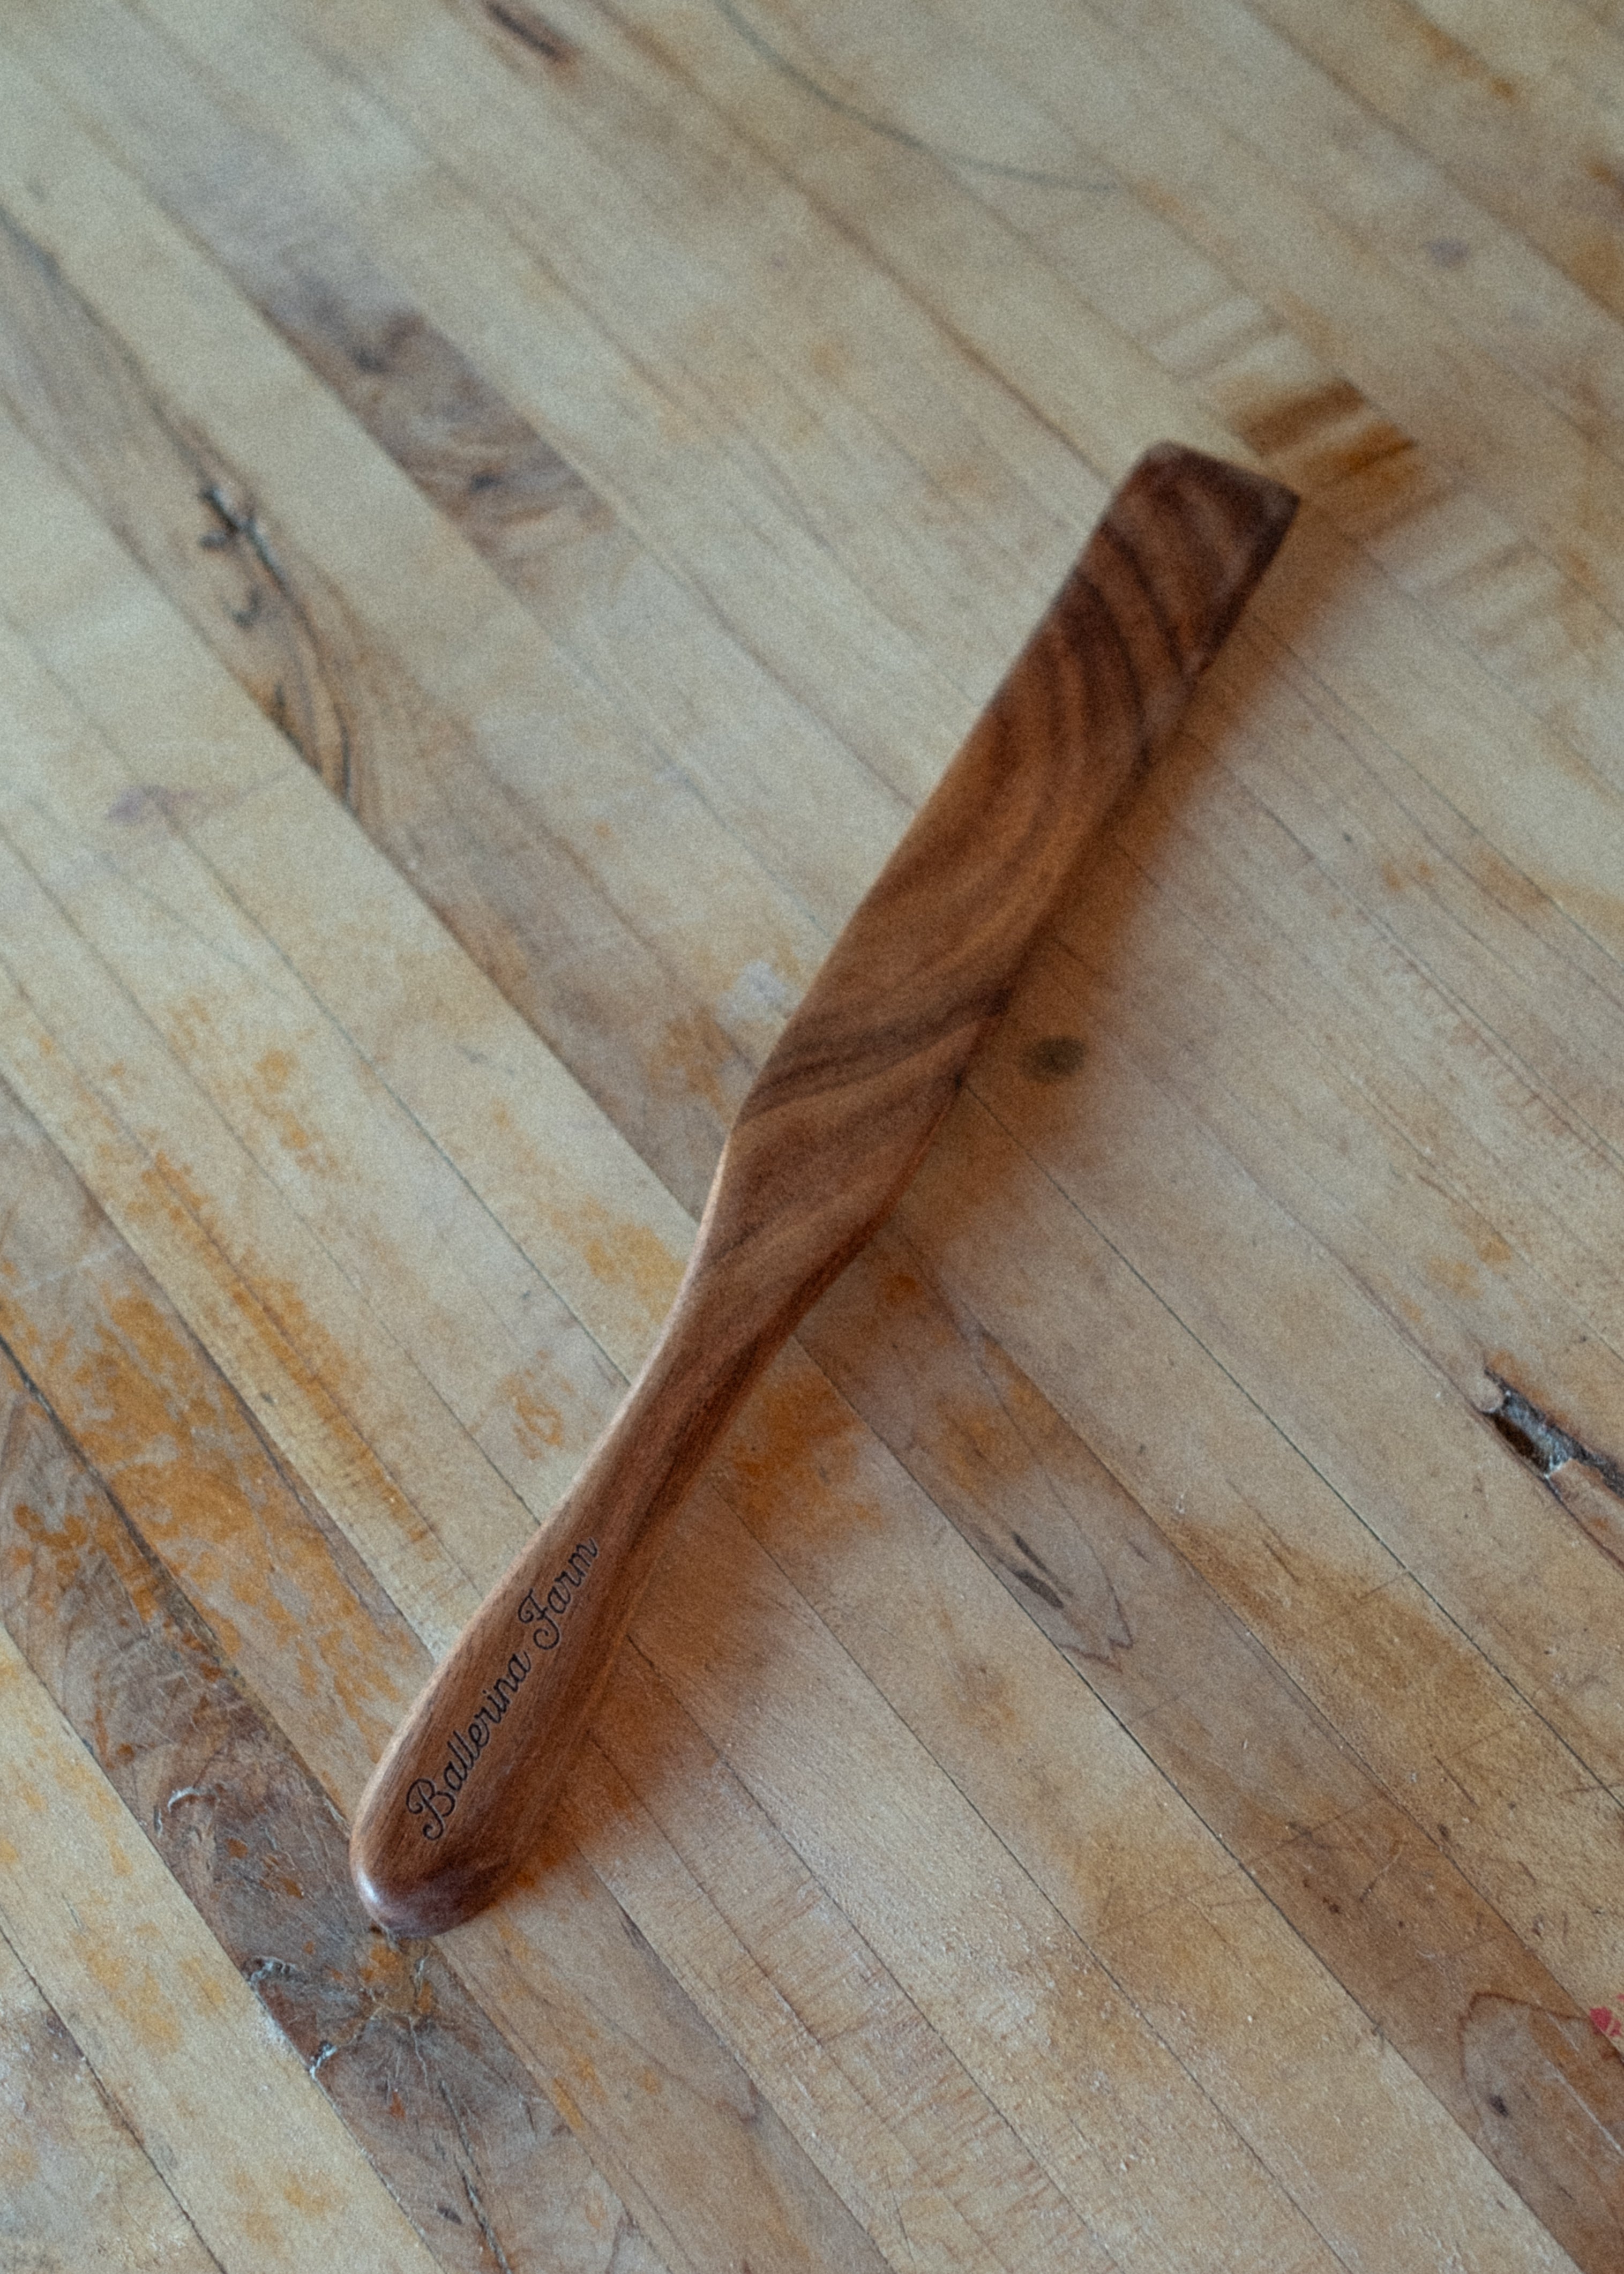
[[349, 1821, 518, 1939]]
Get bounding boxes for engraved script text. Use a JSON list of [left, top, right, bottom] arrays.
[[406, 1538, 599, 1839]]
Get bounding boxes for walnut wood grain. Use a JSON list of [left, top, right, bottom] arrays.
[[350, 442, 1298, 1935]]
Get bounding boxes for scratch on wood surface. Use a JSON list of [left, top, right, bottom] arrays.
[[1487, 1374, 1624, 1576], [200, 483, 291, 595], [704, 0, 1114, 190], [1487, 1375, 1621, 1487], [478, 0, 577, 67], [0, 207, 356, 798]]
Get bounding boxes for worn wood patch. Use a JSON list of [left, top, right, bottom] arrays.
[[0, 1614, 447, 2274], [0, 1355, 662, 2274]]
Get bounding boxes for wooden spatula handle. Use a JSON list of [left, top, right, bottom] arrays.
[[349, 443, 1298, 1935]]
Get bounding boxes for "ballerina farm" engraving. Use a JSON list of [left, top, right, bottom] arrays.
[[405, 1539, 599, 1839]]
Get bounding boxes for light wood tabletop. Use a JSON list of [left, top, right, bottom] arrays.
[[2, 3, 1622, 2269]]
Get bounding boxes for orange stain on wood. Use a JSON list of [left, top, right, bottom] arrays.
[[150, 1148, 218, 1228], [238, 2208, 279, 2254], [496, 1365, 566, 1460], [7, 1499, 92, 1590], [1426, 1253, 1481, 1301], [164, 991, 216, 1060], [72, 1772, 139, 1875], [1, 1264, 417, 1763], [275, 2170, 345, 2219], [175, 1951, 235, 2018], [141, 1148, 362, 1414], [809, 338, 852, 385], [652, 1007, 736, 1127], [251, 1047, 294, 1094], [81, 1942, 185, 2056], [480, 1093, 688, 1331], [138, 1129, 439, 1548], [243, 1048, 338, 1175], [236, 1268, 364, 1408], [719, 1360, 884, 1540], [560, 1195, 685, 1334], [354, 1936, 436, 2021]]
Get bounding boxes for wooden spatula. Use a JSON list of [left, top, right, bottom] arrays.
[[349, 442, 1298, 1935]]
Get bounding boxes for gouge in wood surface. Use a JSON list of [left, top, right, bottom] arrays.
[[349, 442, 1298, 1935]]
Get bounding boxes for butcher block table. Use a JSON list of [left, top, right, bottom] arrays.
[[3, 1, 1624, 2268]]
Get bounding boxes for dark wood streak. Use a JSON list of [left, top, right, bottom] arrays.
[[0, 208, 353, 796], [251, 279, 605, 573], [350, 445, 1298, 1936], [470, 0, 581, 70], [43, 40, 615, 606]]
